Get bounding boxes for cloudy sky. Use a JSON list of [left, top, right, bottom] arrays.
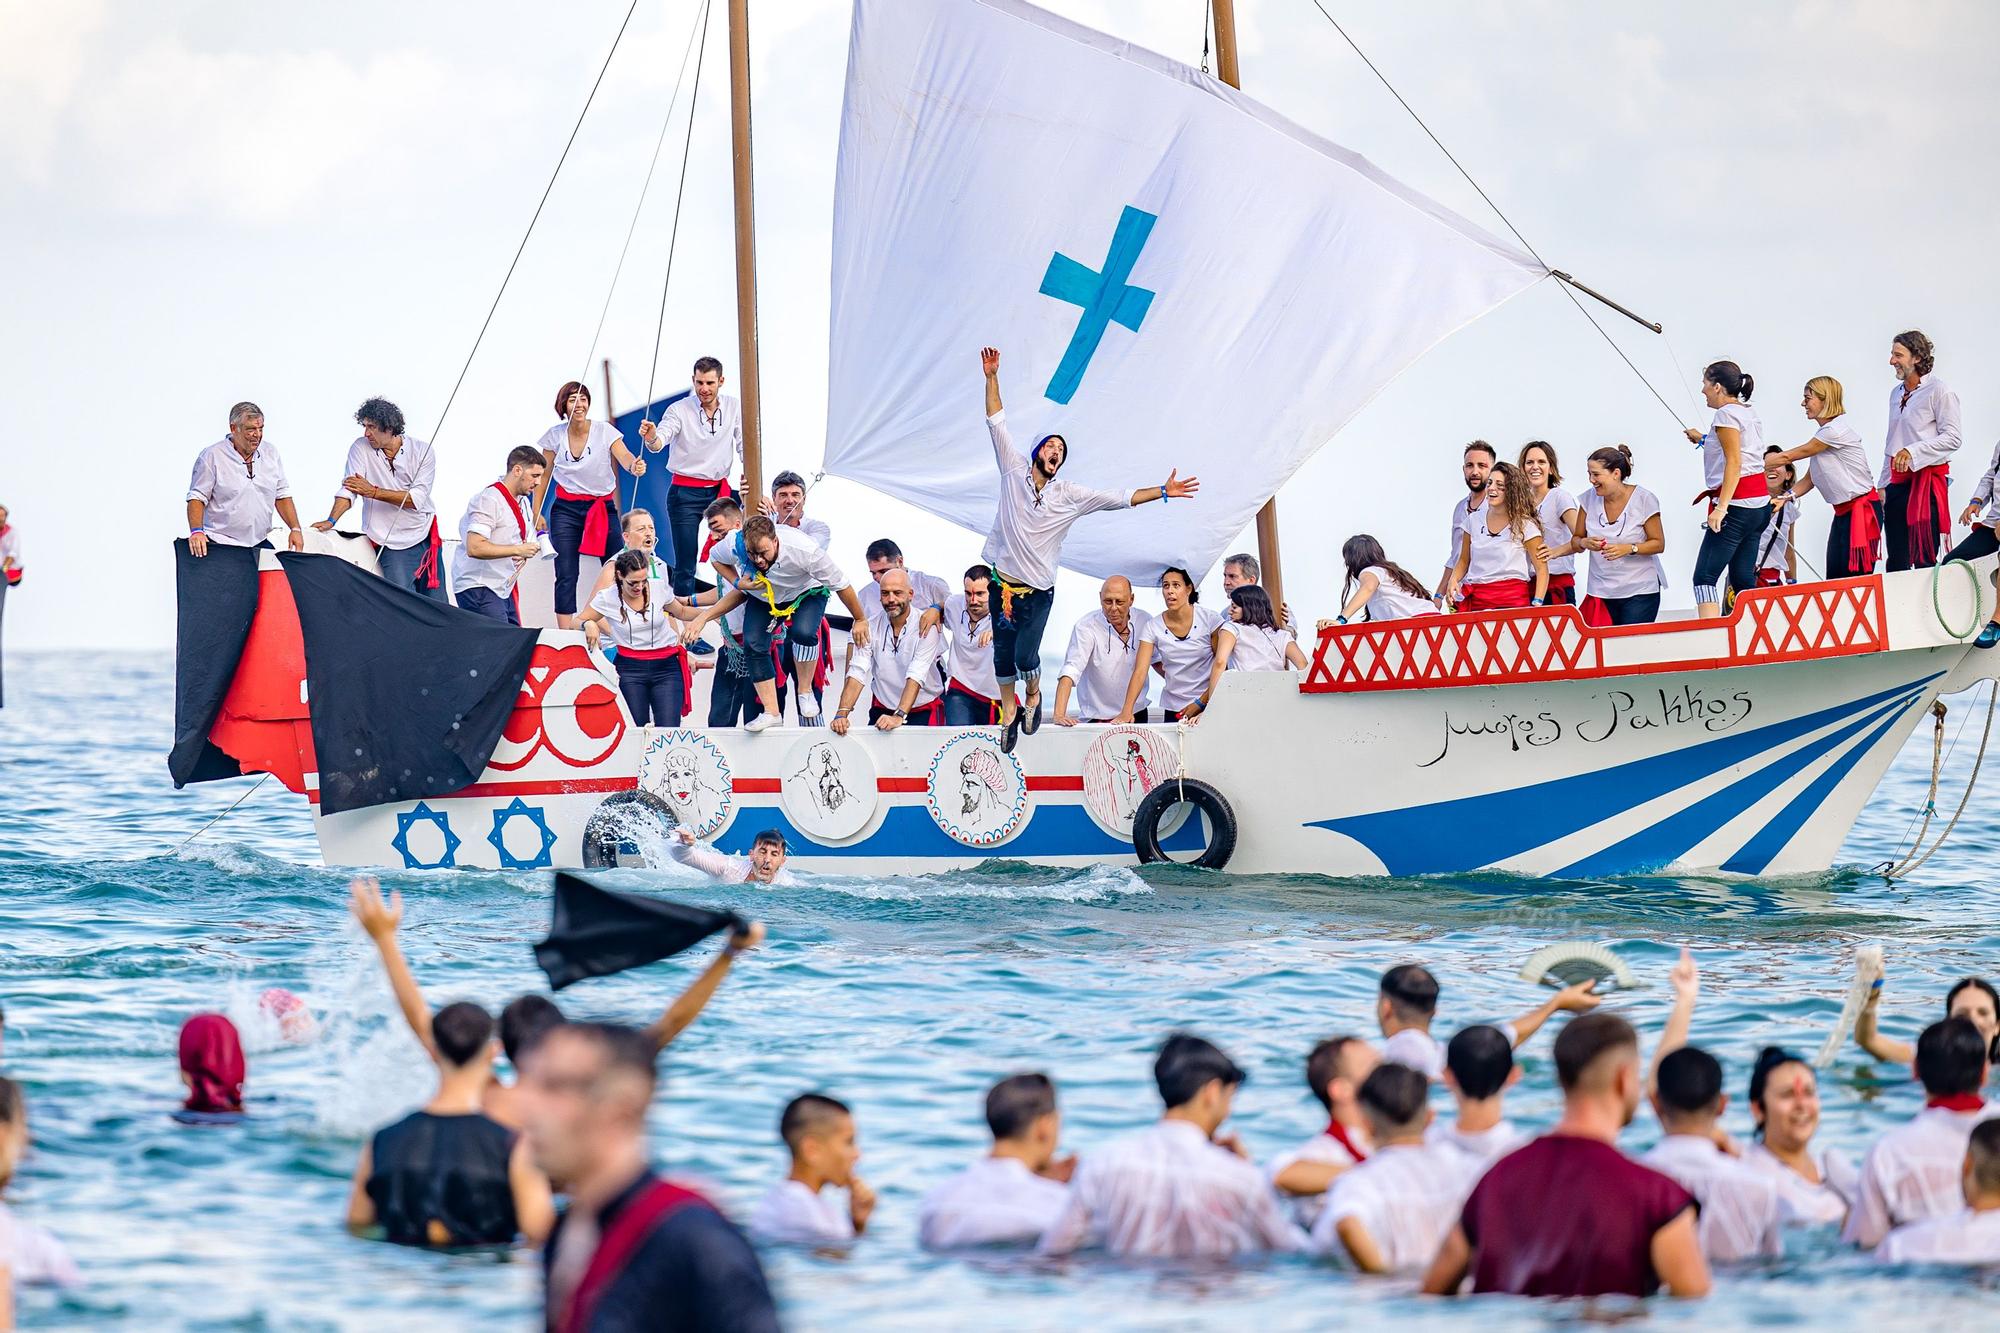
[[5, 0, 1997, 651]]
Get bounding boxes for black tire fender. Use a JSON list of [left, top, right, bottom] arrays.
[[1131, 778, 1237, 871], [580, 790, 678, 868]]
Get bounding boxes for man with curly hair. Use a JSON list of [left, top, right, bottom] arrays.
[[317, 397, 445, 602]]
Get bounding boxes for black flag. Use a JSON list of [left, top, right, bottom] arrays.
[[169, 539, 261, 787], [534, 871, 744, 990]]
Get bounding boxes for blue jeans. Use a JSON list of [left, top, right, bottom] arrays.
[[709, 639, 754, 726], [1692, 506, 1765, 607], [992, 580, 1054, 686], [455, 586, 519, 625], [742, 593, 827, 684], [549, 495, 616, 615], [615, 654, 684, 727], [377, 537, 446, 603], [665, 482, 723, 599], [1602, 592, 1661, 626], [941, 686, 1000, 727]]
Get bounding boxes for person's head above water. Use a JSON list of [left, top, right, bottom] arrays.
[[1377, 964, 1440, 1035], [1306, 1035, 1380, 1121], [1554, 1011, 1643, 1129], [1444, 1024, 1517, 1104], [985, 1072, 1061, 1172], [1916, 1016, 1990, 1099], [781, 1092, 861, 1187], [431, 1001, 497, 1074], [1964, 1120, 2000, 1208], [1748, 1046, 1819, 1152], [746, 829, 788, 883], [519, 1021, 659, 1190], [1357, 1063, 1432, 1145], [1654, 1046, 1727, 1134], [179, 1013, 246, 1115], [1946, 978, 2000, 1041], [1154, 1032, 1244, 1134], [500, 995, 564, 1070]]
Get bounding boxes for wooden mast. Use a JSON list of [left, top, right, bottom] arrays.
[[1209, 0, 1285, 613], [727, 0, 765, 501]]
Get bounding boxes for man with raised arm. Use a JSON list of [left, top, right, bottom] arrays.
[[668, 826, 795, 887], [978, 347, 1198, 746]]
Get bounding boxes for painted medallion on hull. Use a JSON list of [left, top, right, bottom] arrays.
[[638, 729, 733, 838], [780, 734, 879, 842], [1080, 727, 1184, 840], [926, 733, 1028, 847]]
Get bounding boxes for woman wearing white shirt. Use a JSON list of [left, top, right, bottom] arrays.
[[1331, 536, 1438, 625], [535, 381, 646, 629], [1571, 445, 1667, 626], [1771, 377, 1880, 580], [1219, 586, 1307, 672], [1441, 461, 1547, 611], [1741, 1047, 1855, 1228], [1520, 441, 1581, 605], [1684, 361, 1767, 619], [580, 549, 702, 727], [1117, 567, 1225, 723]]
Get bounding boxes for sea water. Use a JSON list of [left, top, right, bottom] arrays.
[[3, 651, 1999, 1330]]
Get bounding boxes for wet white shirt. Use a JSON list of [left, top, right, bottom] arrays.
[[1843, 1104, 2000, 1248], [457, 484, 538, 596], [982, 410, 1131, 590], [647, 394, 743, 482], [1805, 414, 1875, 507], [1444, 494, 1485, 568], [1967, 437, 2000, 528], [846, 609, 945, 710], [1580, 486, 1666, 600], [1701, 403, 1769, 508], [1060, 608, 1154, 720], [942, 594, 999, 698], [1312, 1141, 1477, 1271], [1461, 515, 1542, 585], [1742, 1143, 1857, 1227], [1223, 622, 1296, 673], [1358, 566, 1438, 622], [1382, 1025, 1519, 1082], [541, 421, 627, 497], [1426, 1118, 1529, 1168], [187, 435, 292, 547], [667, 837, 796, 886], [919, 1156, 1069, 1249], [1879, 374, 1963, 486], [1875, 1206, 2000, 1265], [340, 436, 437, 549], [1265, 1127, 1367, 1230], [587, 581, 685, 652], [1756, 504, 1797, 578], [1535, 487, 1581, 576], [1039, 1118, 1306, 1258], [1640, 1133, 1785, 1262], [717, 524, 852, 607], [0, 1202, 80, 1287], [860, 569, 951, 622], [1140, 605, 1225, 712], [749, 1179, 855, 1245]]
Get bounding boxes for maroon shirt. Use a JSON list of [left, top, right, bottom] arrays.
[[1460, 1134, 1696, 1298]]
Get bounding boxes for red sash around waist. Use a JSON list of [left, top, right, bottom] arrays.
[[375, 518, 443, 590], [559, 1179, 708, 1333], [1834, 489, 1883, 573], [1698, 473, 1772, 512], [1579, 595, 1612, 628], [1889, 463, 1951, 564], [947, 676, 1000, 723], [616, 644, 693, 716], [874, 695, 944, 725], [671, 473, 732, 492], [555, 485, 618, 559], [1456, 578, 1532, 611]]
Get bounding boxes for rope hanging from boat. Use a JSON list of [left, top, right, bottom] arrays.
[[642, 0, 717, 426], [1874, 679, 1996, 882], [1297, 0, 1689, 432], [170, 773, 271, 856], [428, 0, 647, 445], [1932, 558, 1984, 640]]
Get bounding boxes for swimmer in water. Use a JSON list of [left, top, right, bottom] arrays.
[[1856, 973, 2000, 1066], [669, 826, 795, 887], [1311, 1064, 1467, 1274], [1874, 1120, 2000, 1265], [0, 1077, 80, 1290], [750, 1094, 875, 1247], [174, 1013, 246, 1125], [1268, 1035, 1378, 1229], [1428, 1025, 1529, 1166], [1376, 963, 1601, 1080], [1741, 1047, 1858, 1228], [349, 878, 764, 1129]]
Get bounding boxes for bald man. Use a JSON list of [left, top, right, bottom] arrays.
[[831, 567, 949, 732], [1053, 576, 1158, 725]]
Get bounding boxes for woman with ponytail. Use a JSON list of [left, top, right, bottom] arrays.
[[1572, 446, 1666, 626], [1684, 361, 1768, 618], [1740, 1049, 1856, 1227], [1771, 376, 1879, 579]]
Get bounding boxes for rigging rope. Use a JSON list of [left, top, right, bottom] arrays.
[[642, 0, 716, 424], [1299, 0, 1688, 431], [1875, 680, 1996, 882], [581, 0, 713, 384], [171, 773, 271, 856], [429, 0, 646, 444]]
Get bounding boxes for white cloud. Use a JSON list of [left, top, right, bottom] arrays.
[[0, 0, 107, 177]]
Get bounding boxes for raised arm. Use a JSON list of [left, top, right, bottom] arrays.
[[349, 877, 436, 1057], [1507, 978, 1600, 1049], [982, 346, 1003, 417], [643, 920, 765, 1053], [1854, 966, 1916, 1065], [668, 827, 745, 881], [1648, 947, 1698, 1096], [1126, 470, 1200, 507]]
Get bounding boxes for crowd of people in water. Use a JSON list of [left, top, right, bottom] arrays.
[[153, 326, 2000, 759], [5, 932, 2000, 1326]]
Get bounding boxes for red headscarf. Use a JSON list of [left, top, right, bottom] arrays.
[[179, 1013, 246, 1113]]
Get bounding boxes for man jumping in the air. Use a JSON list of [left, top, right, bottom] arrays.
[[979, 346, 1198, 747]]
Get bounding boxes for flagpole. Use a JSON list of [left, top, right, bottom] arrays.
[[1209, 0, 1285, 614], [727, 0, 765, 502]]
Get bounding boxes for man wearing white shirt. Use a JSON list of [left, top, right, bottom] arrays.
[[667, 826, 794, 886], [1878, 330, 1962, 572], [185, 401, 306, 557], [1314, 1064, 1475, 1273], [764, 470, 830, 551], [920, 1073, 1072, 1249], [1039, 1032, 1305, 1259], [312, 397, 443, 601], [1375, 963, 1595, 1082], [454, 446, 546, 624], [1844, 1016, 1998, 1248], [941, 566, 1002, 726], [978, 348, 1198, 744], [1876, 1120, 2000, 1265], [693, 517, 870, 733], [1268, 1035, 1378, 1228], [830, 569, 947, 731], [749, 1093, 873, 1246], [1439, 442, 1494, 599], [1429, 1024, 1530, 1167], [1052, 577, 1156, 725], [1641, 1047, 1784, 1263], [637, 356, 743, 598]]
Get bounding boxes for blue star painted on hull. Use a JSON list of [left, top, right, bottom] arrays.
[[391, 802, 460, 869], [487, 798, 558, 870]]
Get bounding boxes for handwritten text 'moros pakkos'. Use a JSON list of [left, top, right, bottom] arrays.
[[1417, 685, 1755, 768]]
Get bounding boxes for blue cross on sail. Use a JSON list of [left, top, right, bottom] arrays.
[[823, 0, 1547, 583]]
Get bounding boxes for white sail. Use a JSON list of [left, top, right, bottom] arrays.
[[824, 0, 1547, 583]]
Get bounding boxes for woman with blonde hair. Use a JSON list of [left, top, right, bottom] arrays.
[[1519, 441, 1581, 604], [1442, 460, 1547, 611], [1770, 376, 1878, 579]]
